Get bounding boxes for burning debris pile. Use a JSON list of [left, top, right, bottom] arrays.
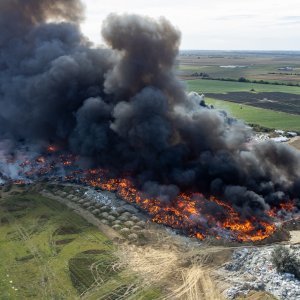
[[0, 0, 300, 242]]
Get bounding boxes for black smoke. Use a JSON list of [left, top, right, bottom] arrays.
[[0, 0, 299, 220]]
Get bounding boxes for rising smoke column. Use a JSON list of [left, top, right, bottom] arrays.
[[0, 0, 299, 220], [0, 0, 115, 144]]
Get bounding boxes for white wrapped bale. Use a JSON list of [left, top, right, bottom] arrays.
[[124, 221, 134, 228]]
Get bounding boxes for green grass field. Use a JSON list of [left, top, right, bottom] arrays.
[[185, 79, 300, 94], [185, 79, 300, 131], [0, 191, 160, 299], [205, 98, 300, 131]]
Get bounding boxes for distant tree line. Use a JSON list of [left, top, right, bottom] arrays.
[[191, 72, 209, 78], [193, 74, 300, 87], [268, 72, 300, 76]]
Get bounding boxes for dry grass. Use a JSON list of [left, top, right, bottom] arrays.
[[117, 244, 179, 286], [288, 137, 300, 151], [116, 242, 225, 300], [167, 267, 225, 300]]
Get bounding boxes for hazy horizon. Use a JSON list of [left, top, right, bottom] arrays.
[[179, 49, 300, 53], [81, 0, 300, 51]]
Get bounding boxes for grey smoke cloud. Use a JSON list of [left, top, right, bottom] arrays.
[[0, 0, 299, 220]]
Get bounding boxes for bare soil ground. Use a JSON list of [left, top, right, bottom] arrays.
[[205, 92, 300, 115], [288, 136, 300, 150], [290, 231, 300, 244]]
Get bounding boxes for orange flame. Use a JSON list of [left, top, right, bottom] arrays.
[[12, 147, 290, 243], [82, 169, 277, 242], [280, 200, 295, 212], [47, 145, 58, 153]]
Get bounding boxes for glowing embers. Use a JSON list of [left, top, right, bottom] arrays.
[[149, 195, 276, 242], [267, 199, 297, 218], [18, 149, 77, 179], [47, 145, 59, 153], [7, 148, 293, 243], [81, 169, 276, 242], [211, 197, 276, 242]]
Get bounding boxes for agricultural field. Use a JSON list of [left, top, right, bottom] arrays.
[[179, 51, 300, 131], [206, 92, 300, 115], [185, 79, 300, 132], [0, 188, 160, 299], [205, 98, 300, 132], [185, 79, 300, 94], [177, 51, 300, 84]]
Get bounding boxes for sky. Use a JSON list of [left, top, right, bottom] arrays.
[[80, 0, 300, 50]]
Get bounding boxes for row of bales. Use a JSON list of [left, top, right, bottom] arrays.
[[42, 184, 149, 243]]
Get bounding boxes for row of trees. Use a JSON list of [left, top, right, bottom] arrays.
[[190, 72, 300, 87]]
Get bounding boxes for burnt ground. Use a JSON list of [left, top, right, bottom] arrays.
[[206, 92, 300, 115]]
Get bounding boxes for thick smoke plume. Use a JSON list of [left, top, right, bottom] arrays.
[[0, 0, 299, 220]]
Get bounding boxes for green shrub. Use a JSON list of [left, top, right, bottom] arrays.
[[271, 246, 300, 279]]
